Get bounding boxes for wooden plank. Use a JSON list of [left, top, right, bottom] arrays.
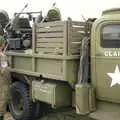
[[36, 48, 63, 54], [63, 21, 68, 56], [68, 21, 82, 55], [72, 32, 85, 36], [36, 26, 64, 33], [36, 38, 64, 43], [70, 48, 80, 54], [67, 21, 81, 55], [71, 32, 85, 38], [67, 21, 85, 55], [71, 21, 87, 26], [37, 32, 64, 38], [71, 41, 81, 44], [6, 51, 80, 59], [70, 43, 81, 49], [36, 42, 63, 48], [67, 20, 72, 55], [70, 38, 82, 42], [37, 21, 65, 28], [71, 36, 85, 39], [36, 48, 55, 53], [71, 27, 89, 33]]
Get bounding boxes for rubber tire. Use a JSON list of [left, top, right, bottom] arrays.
[[32, 101, 50, 119], [32, 102, 43, 119], [9, 82, 33, 120]]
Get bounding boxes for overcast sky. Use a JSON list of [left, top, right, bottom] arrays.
[[1, 0, 120, 20]]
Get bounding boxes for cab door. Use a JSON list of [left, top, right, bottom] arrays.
[[93, 21, 120, 103]]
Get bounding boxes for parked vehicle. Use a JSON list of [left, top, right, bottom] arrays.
[[2, 6, 120, 120]]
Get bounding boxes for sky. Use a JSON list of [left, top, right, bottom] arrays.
[[1, 0, 120, 21]]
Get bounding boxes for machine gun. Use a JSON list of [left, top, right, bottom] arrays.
[[5, 3, 28, 30], [5, 4, 42, 50], [5, 2, 62, 51]]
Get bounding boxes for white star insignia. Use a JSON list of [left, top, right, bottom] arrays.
[[107, 65, 120, 87]]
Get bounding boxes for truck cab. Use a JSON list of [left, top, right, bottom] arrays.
[[92, 8, 120, 102], [89, 8, 120, 120]]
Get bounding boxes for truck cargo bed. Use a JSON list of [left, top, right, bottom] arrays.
[[6, 20, 91, 84]]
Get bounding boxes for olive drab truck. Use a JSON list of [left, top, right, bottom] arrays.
[[2, 5, 120, 120]]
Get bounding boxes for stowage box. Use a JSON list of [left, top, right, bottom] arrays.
[[32, 81, 72, 107]]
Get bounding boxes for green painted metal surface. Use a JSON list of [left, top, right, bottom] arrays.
[[32, 81, 72, 107], [75, 83, 95, 115], [91, 8, 120, 103], [5, 7, 120, 120], [7, 53, 79, 83]]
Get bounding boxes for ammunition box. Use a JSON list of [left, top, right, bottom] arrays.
[[32, 81, 72, 107]]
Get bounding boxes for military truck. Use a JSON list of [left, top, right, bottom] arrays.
[[2, 6, 120, 120]]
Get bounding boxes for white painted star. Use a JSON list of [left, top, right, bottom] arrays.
[[107, 65, 120, 87]]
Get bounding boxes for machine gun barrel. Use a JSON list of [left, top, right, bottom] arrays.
[[14, 11, 42, 15], [5, 3, 29, 30], [20, 3, 28, 13]]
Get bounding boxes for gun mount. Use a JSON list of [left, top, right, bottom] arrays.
[[6, 4, 61, 50]]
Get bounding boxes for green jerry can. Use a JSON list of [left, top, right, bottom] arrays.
[[75, 83, 96, 115]]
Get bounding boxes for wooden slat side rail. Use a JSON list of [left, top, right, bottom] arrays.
[[70, 48, 81, 54], [36, 38, 64, 43], [35, 21, 66, 55], [71, 21, 91, 36], [37, 21, 65, 28], [63, 21, 68, 56], [36, 43, 63, 48], [35, 21, 91, 56], [70, 38, 83, 42], [71, 27, 87, 33], [36, 48, 63, 54], [36, 32, 64, 38], [36, 26, 64, 33], [67, 20, 72, 55], [71, 32, 85, 38], [67, 21, 91, 55], [70, 42, 81, 49], [71, 21, 87, 26]]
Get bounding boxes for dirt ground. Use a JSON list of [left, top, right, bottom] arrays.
[[39, 108, 95, 120], [4, 111, 95, 120]]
